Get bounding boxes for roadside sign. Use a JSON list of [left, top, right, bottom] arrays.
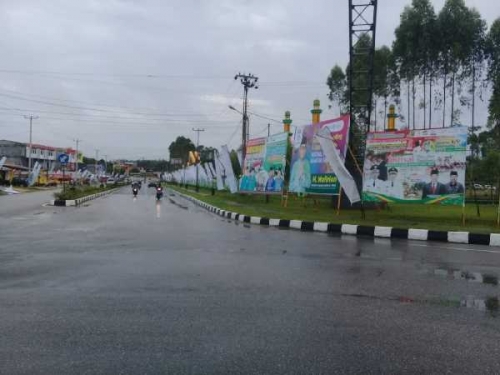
[[58, 153, 69, 164]]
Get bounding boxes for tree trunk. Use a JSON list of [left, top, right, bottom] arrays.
[[373, 98, 377, 132], [450, 70, 455, 127], [443, 70, 447, 128], [423, 70, 427, 130], [472, 63, 475, 130], [429, 74, 432, 129], [384, 95, 388, 131], [407, 80, 411, 129], [412, 77, 416, 129]]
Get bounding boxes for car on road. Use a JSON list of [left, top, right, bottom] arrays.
[[107, 178, 116, 184], [148, 181, 157, 188]]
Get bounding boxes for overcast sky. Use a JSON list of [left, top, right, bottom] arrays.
[[0, 0, 498, 159]]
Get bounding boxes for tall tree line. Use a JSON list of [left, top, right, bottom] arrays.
[[327, 0, 499, 134]]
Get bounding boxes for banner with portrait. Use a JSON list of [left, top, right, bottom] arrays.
[[239, 132, 288, 193], [362, 127, 467, 205], [289, 115, 350, 195]]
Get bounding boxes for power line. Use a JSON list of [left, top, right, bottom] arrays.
[[0, 87, 239, 115]]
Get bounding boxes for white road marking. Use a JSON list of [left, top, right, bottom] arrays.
[[411, 243, 500, 254]]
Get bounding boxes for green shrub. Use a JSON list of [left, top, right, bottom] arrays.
[[54, 184, 118, 200]]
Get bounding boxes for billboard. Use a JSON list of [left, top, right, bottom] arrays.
[[240, 132, 288, 193], [362, 127, 467, 205], [289, 115, 350, 194]]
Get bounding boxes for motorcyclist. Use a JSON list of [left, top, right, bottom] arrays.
[[132, 182, 140, 195], [155, 183, 163, 199]]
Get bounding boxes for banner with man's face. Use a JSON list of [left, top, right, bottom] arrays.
[[362, 127, 467, 205], [239, 132, 288, 193], [289, 115, 350, 195]]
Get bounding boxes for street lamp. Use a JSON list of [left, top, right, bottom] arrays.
[[228, 105, 241, 113]]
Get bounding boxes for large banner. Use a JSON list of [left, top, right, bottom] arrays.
[[362, 127, 467, 205], [239, 132, 288, 193], [289, 115, 350, 194], [219, 145, 238, 193]]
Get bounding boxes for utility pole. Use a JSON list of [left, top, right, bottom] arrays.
[[234, 73, 258, 162], [192, 128, 205, 192], [73, 138, 81, 174], [103, 154, 108, 175], [267, 123, 271, 137], [24, 115, 39, 174], [95, 149, 99, 181]]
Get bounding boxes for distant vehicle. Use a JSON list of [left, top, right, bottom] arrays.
[[11, 177, 28, 187], [107, 178, 116, 184], [148, 181, 157, 188], [156, 186, 163, 200], [474, 183, 484, 190], [485, 184, 491, 190]]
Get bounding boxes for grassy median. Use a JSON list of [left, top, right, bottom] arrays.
[[54, 184, 119, 200], [168, 184, 500, 234]]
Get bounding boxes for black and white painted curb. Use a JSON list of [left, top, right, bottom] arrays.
[[50, 188, 119, 207], [172, 190, 500, 247]]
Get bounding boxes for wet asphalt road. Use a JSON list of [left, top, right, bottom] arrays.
[[1, 187, 500, 374]]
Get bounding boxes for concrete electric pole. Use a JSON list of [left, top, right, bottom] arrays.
[[24, 115, 39, 174], [74, 138, 81, 174], [234, 73, 258, 162], [192, 128, 205, 192], [95, 149, 99, 180]]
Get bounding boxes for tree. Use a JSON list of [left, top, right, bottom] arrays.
[[373, 46, 393, 130], [168, 136, 195, 165], [229, 149, 241, 177], [410, 0, 437, 129], [437, 0, 486, 127], [326, 65, 347, 115], [393, 4, 418, 129], [345, 33, 373, 155], [486, 18, 500, 129]]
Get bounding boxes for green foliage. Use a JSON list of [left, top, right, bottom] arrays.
[[54, 185, 117, 200], [168, 136, 195, 165], [326, 65, 347, 115], [136, 159, 169, 171], [486, 18, 500, 128], [229, 149, 241, 177]]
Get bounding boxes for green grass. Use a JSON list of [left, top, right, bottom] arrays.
[[168, 184, 500, 234], [54, 184, 119, 200]]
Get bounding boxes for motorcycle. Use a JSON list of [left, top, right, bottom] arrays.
[[156, 187, 163, 200], [132, 187, 138, 197]]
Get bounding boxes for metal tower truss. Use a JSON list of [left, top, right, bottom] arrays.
[[348, 0, 377, 161]]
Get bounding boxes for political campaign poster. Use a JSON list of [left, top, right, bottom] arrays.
[[239, 137, 266, 192], [362, 127, 467, 205], [262, 132, 287, 193], [239, 132, 288, 193], [289, 114, 350, 194]]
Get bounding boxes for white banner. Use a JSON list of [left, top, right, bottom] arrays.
[[215, 154, 225, 190], [317, 127, 360, 204], [219, 145, 238, 193], [27, 162, 42, 186]]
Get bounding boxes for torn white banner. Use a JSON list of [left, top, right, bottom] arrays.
[[317, 127, 361, 204]]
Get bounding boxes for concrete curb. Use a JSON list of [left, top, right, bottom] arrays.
[[50, 188, 120, 207], [172, 190, 499, 248]]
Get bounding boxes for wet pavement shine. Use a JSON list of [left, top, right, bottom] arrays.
[[1, 187, 500, 374]]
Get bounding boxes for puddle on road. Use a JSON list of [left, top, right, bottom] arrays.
[[341, 292, 500, 317], [433, 268, 499, 286]]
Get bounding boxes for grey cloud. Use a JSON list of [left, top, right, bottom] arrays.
[[0, 0, 495, 158]]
